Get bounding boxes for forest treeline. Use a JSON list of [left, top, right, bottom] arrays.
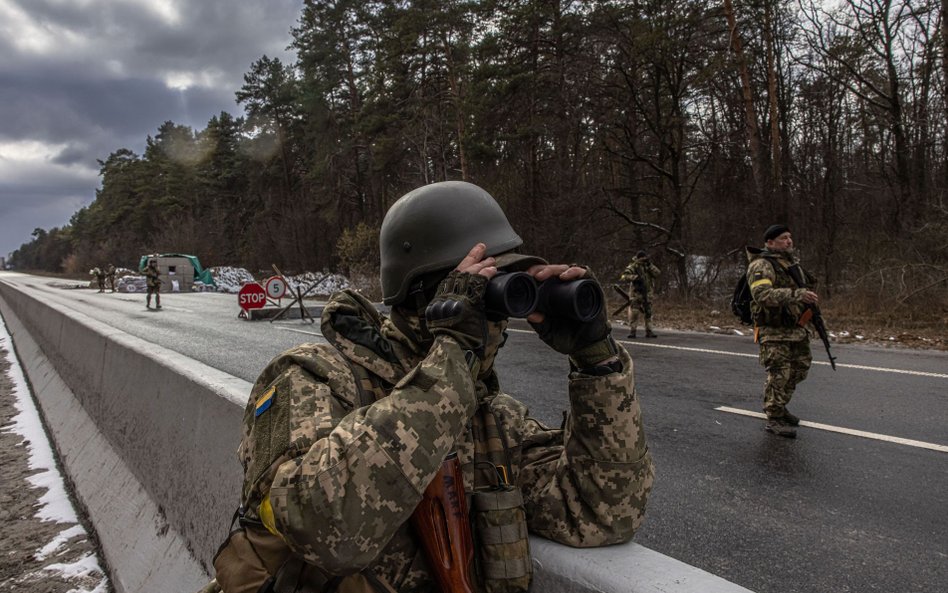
[[12, 0, 948, 305]]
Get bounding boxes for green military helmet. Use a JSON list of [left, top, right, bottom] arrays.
[[380, 181, 523, 305]]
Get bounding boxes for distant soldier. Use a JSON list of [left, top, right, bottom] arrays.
[[619, 250, 660, 338], [746, 224, 819, 438], [106, 264, 117, 292], [90, 267, 106, 293], [141, 259, 162, 310]]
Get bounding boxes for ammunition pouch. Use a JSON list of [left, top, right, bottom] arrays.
[[752, 304, 798, 329], [213, 521, 392, 593], [471, 486, 532, 593], [213, 526, 278, 593]]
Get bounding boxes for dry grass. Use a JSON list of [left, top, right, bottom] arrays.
[[616, 293, 948, 351]]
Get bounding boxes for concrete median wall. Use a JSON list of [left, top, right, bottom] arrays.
[[0, 278, 753, 593], [0, 281, 247, 592]]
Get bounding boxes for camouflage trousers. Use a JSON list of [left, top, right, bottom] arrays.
[[626, 291, 654, 331], [758, 340, 811, 418], [146, 285, 161, 306]]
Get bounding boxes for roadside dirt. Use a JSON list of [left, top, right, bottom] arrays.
[[0, 348, 111, 593], [614, 297, 948, 351]]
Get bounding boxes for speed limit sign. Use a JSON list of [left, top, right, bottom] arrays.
[[265, 276, 287, 300]]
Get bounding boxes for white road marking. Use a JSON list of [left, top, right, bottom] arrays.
[[276, 327, 322, 337], [715, 406, 948, 453], [506, 328, 948, 379]]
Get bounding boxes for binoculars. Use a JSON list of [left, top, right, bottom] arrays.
[[485, 272, 604, 322]]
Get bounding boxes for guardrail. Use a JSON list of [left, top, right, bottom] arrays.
[[0, 277, 753, 593]]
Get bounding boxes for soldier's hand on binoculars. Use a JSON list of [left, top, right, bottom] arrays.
[[425, 247, 495, 357], [523, 263, 586, 323], [455, 243, 498, 279], [525, 265, 611, 355]]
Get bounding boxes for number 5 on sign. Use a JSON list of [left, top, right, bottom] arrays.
[[265, 276, 287, 300]]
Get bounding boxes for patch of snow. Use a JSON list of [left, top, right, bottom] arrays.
[[732, 329, 745, 336], [888, 336, 896, 341], [856, 335, 864, 340], [709, 325, 721, 330], [210, 266, 256, 294], [284, 271, 351, 296], [35, 525, 86, 561], [0, 317, 109, 591], [42, 553, 108, 592], [0, 322, 78, 525]]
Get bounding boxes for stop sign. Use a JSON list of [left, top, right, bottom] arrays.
[[238, 282, 267, 311]]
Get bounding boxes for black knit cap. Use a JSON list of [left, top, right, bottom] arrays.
[[636, 250, 647, 258], [763, 224, 790, 243]]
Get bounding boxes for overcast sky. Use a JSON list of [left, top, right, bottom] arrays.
[[0, 0, 303, 259]]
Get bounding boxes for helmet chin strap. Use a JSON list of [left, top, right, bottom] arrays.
[[389, 277, 440, 348]]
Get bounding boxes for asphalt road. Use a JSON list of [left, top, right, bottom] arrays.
[[4, 273, 947, 593]]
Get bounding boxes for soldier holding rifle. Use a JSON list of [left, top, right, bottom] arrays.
[[618, 251, 660, 338], [746, 224, 828, 439], [204, 181, 653, 593]]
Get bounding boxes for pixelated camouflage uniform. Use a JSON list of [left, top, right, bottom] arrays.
[[746, 247, 815, 419], [619, 257, 660, 332], [143, 262, 162, 307], [106, 265, 116, 292], [212, 289, 653, 593]]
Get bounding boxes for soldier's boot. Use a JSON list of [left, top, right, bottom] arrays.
[[783, 410, 801, 426], [627, 329, 636, 339], [145, 297, 151, 309], [645, 323, 657, 338], [765, 417, 797, 438], [155, 297, 162, 310]]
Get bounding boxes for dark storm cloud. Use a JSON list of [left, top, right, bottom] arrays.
[[0, 0, 303, 258]]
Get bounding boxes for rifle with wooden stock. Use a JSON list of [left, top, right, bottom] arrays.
[[787, 264, 837, 370], [410, 453, 477, 593]]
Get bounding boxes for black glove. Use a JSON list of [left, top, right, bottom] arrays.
[[425, 271, 489, 357], [528, 269, 614, 366]]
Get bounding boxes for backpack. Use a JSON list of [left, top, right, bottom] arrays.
[[730, 273, 754, 325]]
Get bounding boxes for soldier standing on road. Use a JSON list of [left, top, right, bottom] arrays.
[[619, 250, 660, 338], [747, 224, 819, 438], [141, 259, 162, 310], [91, 267, 106, 293], [106, 264, 117, 293], [203, 181, 654, 593]]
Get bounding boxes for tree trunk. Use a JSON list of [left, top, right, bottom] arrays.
[[723, 0, 764, 204]]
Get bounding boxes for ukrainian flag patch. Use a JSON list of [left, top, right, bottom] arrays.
[[255, 386, 276, 417]]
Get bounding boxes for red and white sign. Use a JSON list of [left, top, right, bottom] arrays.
[[265, 276, 287, 300], [238, 282, 267, 311]]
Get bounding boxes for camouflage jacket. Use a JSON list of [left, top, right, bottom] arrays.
[[619, 258, 660, 296], [232, 289, 653, 591], [143, 265, 161, 288], [746, 248, 815, 343]]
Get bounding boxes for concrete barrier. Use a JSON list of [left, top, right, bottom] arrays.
[[0, 277, 754, 593], [0, 282, 247, 592]]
